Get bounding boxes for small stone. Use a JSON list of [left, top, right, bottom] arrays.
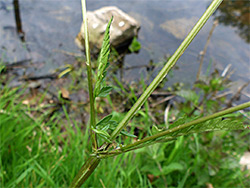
[[75, 6, 140, 53], [160, 17, 198, 39], [240, 152, 250, 170]]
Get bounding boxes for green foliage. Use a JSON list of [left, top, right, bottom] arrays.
[[129, 37, 141, 53], [109, 126, 137, 138], [93, 113, 136, 143], [91, 17, 139, 142], [0, 85, 91, 187], [1, 83, 249, 187], [94, 17, 113, 98], [150, 125, 163, 135], [142, 161, 184, 176], [96, 114, 113, 127], [2, 0, 250, 187], [175, 89, 199, 104], [97, 86, 113, 98], [0, 64, 5, 74], [93, 114, 114, 143], [191, 117, 247, 133], [167, 116, 246, 138], [195, 70, 227, 95], [134, 131, 250, 187]]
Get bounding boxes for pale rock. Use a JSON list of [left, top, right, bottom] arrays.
[[240, 152, 250, 170], [160, 17, 198, 39], [75, 6, 140, 53]]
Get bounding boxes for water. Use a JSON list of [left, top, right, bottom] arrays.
[[0, 0, 249, 99]]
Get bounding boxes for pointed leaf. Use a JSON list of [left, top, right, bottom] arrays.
[[94, 17, 113, 98], [96, 114, 113, 128], [160, 162, 184, 176], [120, 130, 137, 138], [151, 125, 162, 135], [168, 116, 246, 137], [92, 127, 110, 138], [97, 114, 113, 125], [109, 120, 118, 127], [97, 86, 113, 97], [108, 126, 137, 138], [97, 18, 113, 77], [98, 134, 112, 143], [191, 117, 246, 133], [101, 124, 110, 131]]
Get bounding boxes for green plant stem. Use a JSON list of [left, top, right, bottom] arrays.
[[110, 0, 223, 141], [81, 0, 97, 149], [70, 157, 100, 188], [120, 101, 250, 151], [94, 101, 250, 158], [70, 0, 223, 186]]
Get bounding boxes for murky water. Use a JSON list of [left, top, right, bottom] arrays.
[[0, 0, 249, 99]]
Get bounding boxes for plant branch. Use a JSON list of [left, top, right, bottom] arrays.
[[70, 0, 224, 186], [119, 101, 250, 152], [70, 157, 100, 188], [81, 0, 97, 149], [110, 0, 223, 141], [94, 101, 250, 158]]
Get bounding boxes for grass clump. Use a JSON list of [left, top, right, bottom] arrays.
[[0, 60, 249, 187], [0, 84, 89, 187]]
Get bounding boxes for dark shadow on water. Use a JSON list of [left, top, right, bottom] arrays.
[[215, 0, 250, 43], [13, 0, 25, 42]]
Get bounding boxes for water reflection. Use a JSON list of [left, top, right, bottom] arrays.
[[216, 0, 250, 43], [0, 0, 249, 87], [13, 0, 25, 42]]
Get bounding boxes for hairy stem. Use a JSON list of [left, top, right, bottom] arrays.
[[81, 0, 97, 149], [94, 101, 250, 158], [70, 0, 224, 186], [110, 0, 223, 141], [70, 157, 100, 188], [120, 101, 250, 151]]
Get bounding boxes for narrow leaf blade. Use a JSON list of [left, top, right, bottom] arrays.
[[97, 86, 113, 97], [96, 114, 113, 128], [92, 128, 110, 137]]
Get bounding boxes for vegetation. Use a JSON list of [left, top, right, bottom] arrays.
[[1, 0, 250, 187], [1, 82, 249, 187]]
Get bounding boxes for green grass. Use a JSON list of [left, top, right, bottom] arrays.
[[1, 83, 249, 187]]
